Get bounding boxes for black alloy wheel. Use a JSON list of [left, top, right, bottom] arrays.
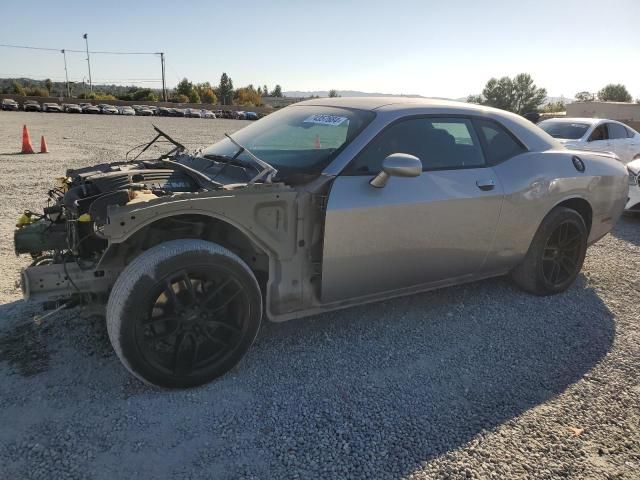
[[541, 221, 583, 286], [107, 240, 262, 388], [137, 267, 249, 378], [511, 207, 588, 295]]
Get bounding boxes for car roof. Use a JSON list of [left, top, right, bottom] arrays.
[[295, 96, 468, 111], [539, 117, 631, 127], [296, 96, 562, 152], [539, 117, 601, 125]]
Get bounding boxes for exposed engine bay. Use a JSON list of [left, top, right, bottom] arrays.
[[14, 126, 280, 275]]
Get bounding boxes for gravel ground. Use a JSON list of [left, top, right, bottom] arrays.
[[0, 111, 638, 479]]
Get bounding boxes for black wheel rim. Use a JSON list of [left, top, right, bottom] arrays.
[[542, 221, 582, 286], [135, 267, 250, 378]]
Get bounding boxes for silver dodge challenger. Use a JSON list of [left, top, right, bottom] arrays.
[[14, 97, 629, 387]]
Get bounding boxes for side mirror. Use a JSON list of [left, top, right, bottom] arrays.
[[370, 153, 422, 188]]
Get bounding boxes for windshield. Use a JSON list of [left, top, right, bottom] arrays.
[[202, 105, 375, 177], [539, 121, 590, 140]]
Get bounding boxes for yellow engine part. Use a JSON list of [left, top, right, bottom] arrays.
[[78, 213, 92, 222], [16, 212, 34, 228], [55, 176, 71, 192], [127, 189, 158, 205]]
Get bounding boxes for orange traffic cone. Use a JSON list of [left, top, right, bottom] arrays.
[[314, 134, 321, 149], [21, 125, 34, 154], [40, 136, 48, 153]]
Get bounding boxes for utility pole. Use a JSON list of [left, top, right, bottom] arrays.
[[83, 33, 92, 92], [61, 49, 70, 98], [159, 52, 167, 101]]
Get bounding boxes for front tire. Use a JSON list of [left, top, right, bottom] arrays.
[[106, 239, 262, 388], [511, 207, 587, 295]]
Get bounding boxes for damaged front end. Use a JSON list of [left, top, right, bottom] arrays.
[[14, 126, 276, 306]]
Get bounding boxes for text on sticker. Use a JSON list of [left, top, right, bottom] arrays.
[[303, 114, 348, 126]]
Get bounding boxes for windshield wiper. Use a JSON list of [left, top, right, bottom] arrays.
[[203, 153, 249, 169], [161, 158, 222, 189], [127, 125, 185, 162], [224, 133, 278, 183]]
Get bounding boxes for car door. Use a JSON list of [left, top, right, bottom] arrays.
[[321, 116, 505, 303], [606, 122, 632, 163], [585, 123, 613, 155]]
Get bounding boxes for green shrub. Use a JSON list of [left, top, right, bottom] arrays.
[[169, 94, 189, 103]]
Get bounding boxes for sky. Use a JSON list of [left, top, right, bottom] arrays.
[[1, 0, 639, 99]]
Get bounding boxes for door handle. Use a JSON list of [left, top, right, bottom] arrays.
[[476, 179, 495, 191]]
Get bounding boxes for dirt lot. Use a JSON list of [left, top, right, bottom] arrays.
[[0, 111, 639, 479]]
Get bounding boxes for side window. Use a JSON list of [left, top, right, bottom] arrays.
[[345, 117, 485, 174], [625, 127, 636, 138], [607, 123, 628, 140], [588, 124, 608, 141], [474, 119, 526, 164]]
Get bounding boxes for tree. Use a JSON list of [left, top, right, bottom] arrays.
[[26, 87, 50, 97], [218, 73, 234, 105], [200, 88, 217, 104], [132, 89, 159, 101], [11, 80, 25, 95], [575, 91, 595, 102], [542, 101, 565, 113], [482, 77, 516, 111], [597, 84, 632, 102], [328, 89, 340, 98], [271, 85, 283, 97], [188, 90, 201, 103], [44, 78, 53, 95], [175, 78, 194, 97], [169, 94, 189, 103], [263, 85, 268, 96], [471, 73, 547, 114], [510, 74, 547, 114], [77, 91, 116, 100], [194, 82, 217, 104], [234, 85, 261, 106], [466, 94, 483, 104]]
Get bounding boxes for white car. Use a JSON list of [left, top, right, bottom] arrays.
[[626, 158, 640, 213], [119, 106, 136, 116], [538, 118, 640, 164]]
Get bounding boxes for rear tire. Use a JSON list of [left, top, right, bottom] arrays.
[[511, 207, 587, 295], [106, 239, 262, 388]]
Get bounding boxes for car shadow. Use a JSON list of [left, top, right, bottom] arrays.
[[0, 275, 614, 479]]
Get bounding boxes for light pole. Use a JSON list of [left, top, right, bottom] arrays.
[[159, 52, 167, 101], [83, 33, 92, 92], [61, 49, 70, 98]]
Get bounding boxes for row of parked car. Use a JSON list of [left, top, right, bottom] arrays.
[[1, 98, 260, 120]]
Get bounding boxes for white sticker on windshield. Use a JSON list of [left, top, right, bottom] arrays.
[[303, 114, 348, 126]]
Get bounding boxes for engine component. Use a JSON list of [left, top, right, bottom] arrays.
[[14, 219, 67, 255]]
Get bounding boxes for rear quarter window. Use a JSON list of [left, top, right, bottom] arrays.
[[473, 119, 527, 165]]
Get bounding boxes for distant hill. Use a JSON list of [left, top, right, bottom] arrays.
[[284, 90, 425, 99]]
